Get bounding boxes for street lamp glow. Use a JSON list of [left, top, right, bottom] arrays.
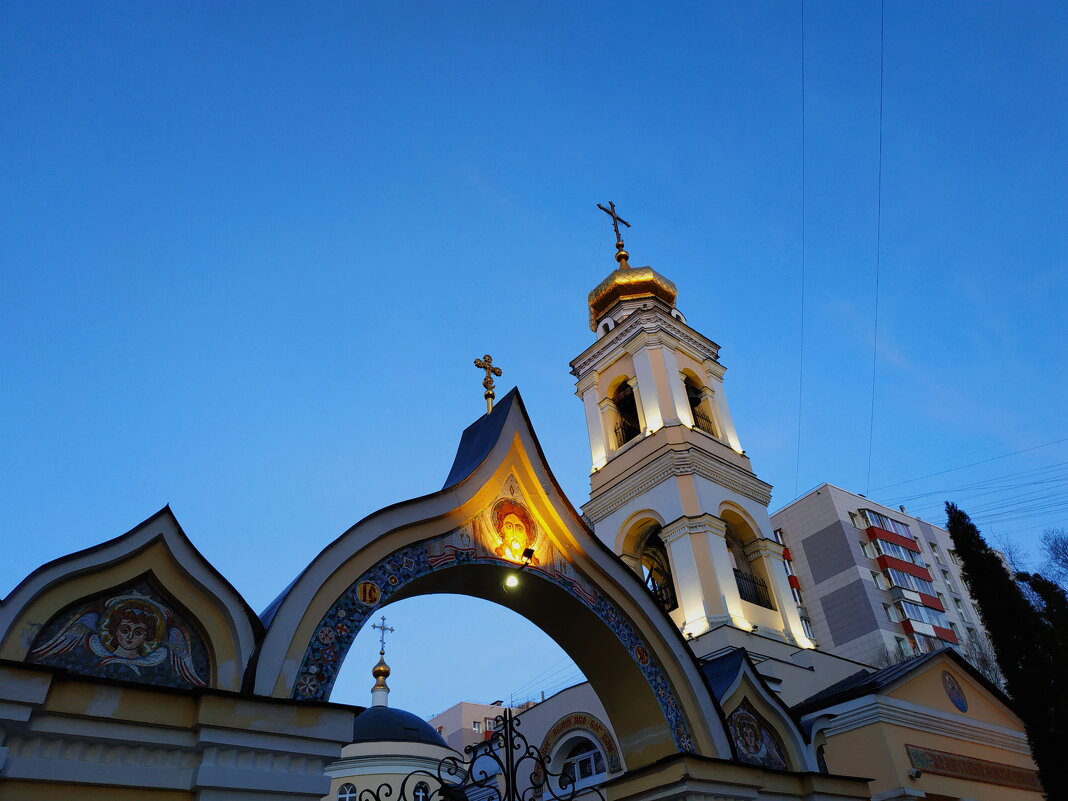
[[504, 574, 520, 589]]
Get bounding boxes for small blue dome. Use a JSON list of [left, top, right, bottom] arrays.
[[351, 706, 449, 748]]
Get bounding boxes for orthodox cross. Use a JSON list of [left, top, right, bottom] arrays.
[[371, 615, 394, 653], [597, 201, 632, 267], [474, 354, 503, 415], [413, 784, 431, 801]]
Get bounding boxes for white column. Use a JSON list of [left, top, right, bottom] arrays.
[[704, 515, 748, 628], [631, 348, 665, 433], [705, 363, 742, 452], [743, 538, 812, 647], [661, 521, 713, 634], [661, 348, 694, 428], [580, 384, 607, 471], [661, 514, 748, 636]]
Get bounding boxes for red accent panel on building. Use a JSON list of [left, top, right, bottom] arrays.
[[782, 547, 792, 561], [866, 526, 922, 553], [933, 626, 958, 644], [901, 619, 917, 636], [876, 554, 933, 580], [788, 574, 801, 590], [918, 593, 945, 611]]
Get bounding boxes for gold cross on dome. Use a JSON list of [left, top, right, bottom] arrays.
[[371, 615, 394, 652], [474, 354, 503, 415], [597, 201, 632, 267]]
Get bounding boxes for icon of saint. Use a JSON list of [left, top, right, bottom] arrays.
[[492, 499, 538, 565]]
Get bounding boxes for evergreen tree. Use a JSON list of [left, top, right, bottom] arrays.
[[944, 503, 1067, 800]]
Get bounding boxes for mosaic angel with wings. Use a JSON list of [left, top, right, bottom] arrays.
[[29, 591, 207, 687]]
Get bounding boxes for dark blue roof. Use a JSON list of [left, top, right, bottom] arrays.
[[700, 649, 747, 700], [442, 388, 518, 489], [351, 706, 449, 747]]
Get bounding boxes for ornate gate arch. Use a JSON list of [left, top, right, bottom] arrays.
[[251, 390, 730, 768]]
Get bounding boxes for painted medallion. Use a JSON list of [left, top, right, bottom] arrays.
[[941, 670, 968, 713], [27, 581, 210, 688], [726, 700, 789, 770]]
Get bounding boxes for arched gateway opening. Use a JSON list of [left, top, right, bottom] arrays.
[[251, 390, 729, 770]]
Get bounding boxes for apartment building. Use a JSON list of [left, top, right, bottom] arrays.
[[771, 484, 988, 666], [428, 701, 517, 753]]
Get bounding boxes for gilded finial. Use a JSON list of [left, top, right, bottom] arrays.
[[370, 616, 395, 706], [597, 201, 632, 269], [473, 354, 503, 415]]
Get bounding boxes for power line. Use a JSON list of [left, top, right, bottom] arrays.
[[865, 0, 886, 495], [872, 437, 1068, 492]]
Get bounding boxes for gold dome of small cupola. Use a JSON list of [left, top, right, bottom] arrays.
[[372, 653, 391, 682], [589, 202, 677, 331]]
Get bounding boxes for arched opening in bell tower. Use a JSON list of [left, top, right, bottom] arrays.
[[683, 374, 718, 437], [612, 382, 642, 447], [722, 513, 776, 611], [639, 528, 678, 613]]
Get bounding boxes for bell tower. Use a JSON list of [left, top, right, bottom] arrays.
[[571, 208, 811, 646]]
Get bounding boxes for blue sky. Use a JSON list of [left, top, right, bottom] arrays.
[[1, 1, 1064, 716]]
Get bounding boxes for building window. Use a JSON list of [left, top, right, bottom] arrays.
[[849, 512, 863, 529], [800, 616, 815, 639], [953, 598, 970, 623], [913, 633, 939, 654], [791, 587, 803, 605], [872, 571, 889, 590], [942, 569, 958, 592], [884, 603, 899, 623], [895, 637, 909, 659], [472, 720, 482, 733], [639, 528, 678, 612], [860, 540, 875, 559], [556, 737, 607, 790], [771, 528, 785, 545], [870, 537, 925, 566], [930, 543, 943, 563], [612, 382, 641, 447], [900, 600, 949, 628], [338, 784, 358, 801], [861, 509, 915, 540], [884, 567, 936, 596]]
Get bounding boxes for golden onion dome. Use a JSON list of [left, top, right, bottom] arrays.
[[372, 653, 391, 682], [588, 259, 678, 331]]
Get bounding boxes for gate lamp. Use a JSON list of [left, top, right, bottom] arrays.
[[504, 549, 536, 590]]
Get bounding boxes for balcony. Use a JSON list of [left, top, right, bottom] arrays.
[[691, 407, 717, 436], [734, 569, 774, 609], [614, 419, 641, 449]]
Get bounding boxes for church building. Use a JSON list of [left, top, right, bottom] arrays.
[[0, 212, 1043, 801]]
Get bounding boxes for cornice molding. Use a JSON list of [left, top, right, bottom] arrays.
[[571, 305, 721, 380], [584, 447, 772, 524], [807, 695, 1031, 755], [661, 513, 725, 545]]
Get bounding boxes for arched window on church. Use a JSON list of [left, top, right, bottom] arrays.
[[684, 376, 717, 437], [640, 529, 678, 612], [338, 783, 358, 801], [613, 382, 641, 448], [556, 737, 607, 790]]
